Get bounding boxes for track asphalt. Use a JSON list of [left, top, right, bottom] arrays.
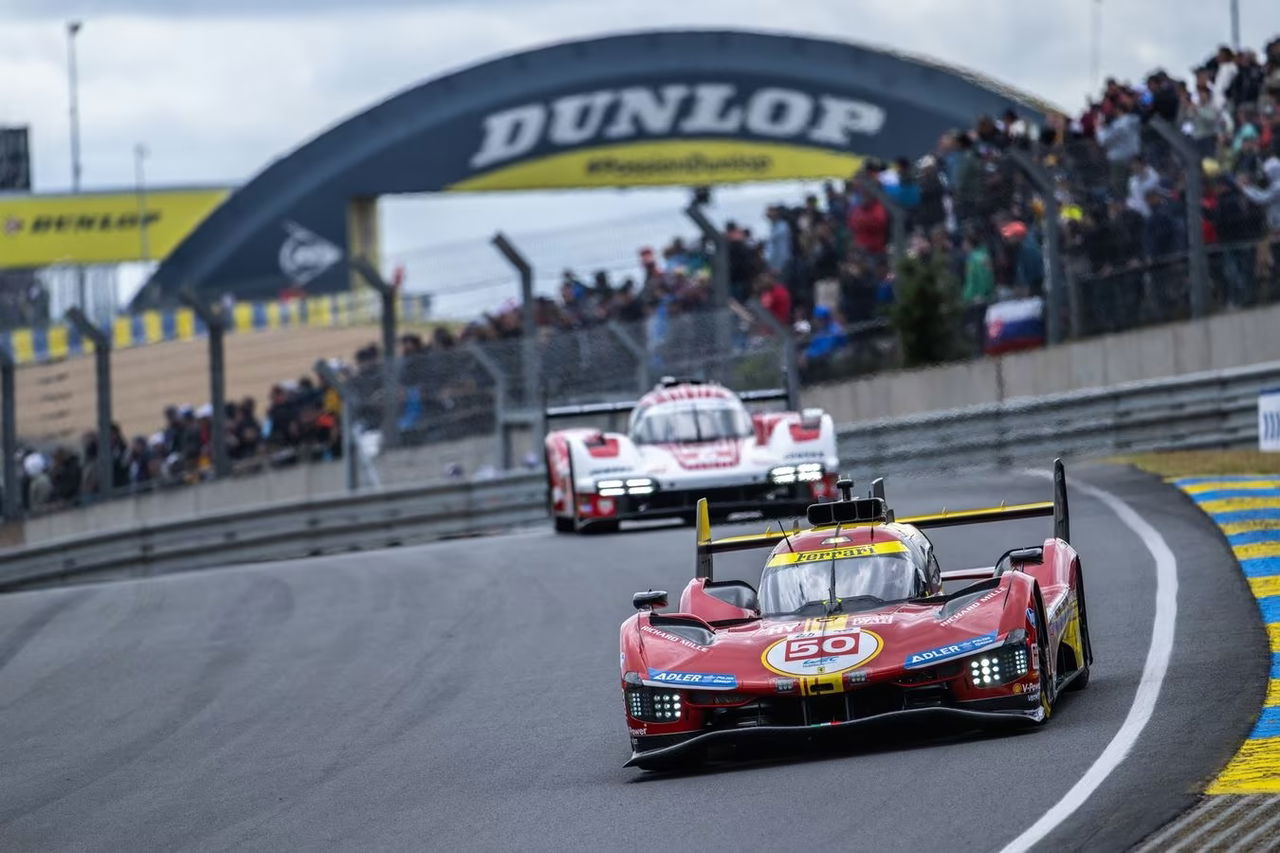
[[0, 464, 1265, 851]]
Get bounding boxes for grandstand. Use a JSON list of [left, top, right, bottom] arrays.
[[15, 323, 399, 446]]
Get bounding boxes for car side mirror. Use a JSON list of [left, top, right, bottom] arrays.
[[633, 590, 668, 611], [1009, 547, 1044, 565]]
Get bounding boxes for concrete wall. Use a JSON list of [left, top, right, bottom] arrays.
[[18, 431, 505, 546], [802, 303, 1280, 422]]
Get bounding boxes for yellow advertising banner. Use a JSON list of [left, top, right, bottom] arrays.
[[0, 187, 229, 268], [447, 139, 862, 192]]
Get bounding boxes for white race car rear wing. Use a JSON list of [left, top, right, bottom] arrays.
[[544, 386, 791, 420]]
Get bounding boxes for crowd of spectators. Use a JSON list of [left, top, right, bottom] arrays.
[[16, 363, 349, 513], [15, 33, 1280, 514], [436, 32, 1280, 376]]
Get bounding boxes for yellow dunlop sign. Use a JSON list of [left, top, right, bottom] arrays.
[[767, 541, 908, 567], [448, 139, 862, 191], [0, 187, 230, 268]]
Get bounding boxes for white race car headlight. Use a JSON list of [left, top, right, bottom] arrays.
[[770, 463, 823, 484], [597, 478, 655, 496], [796, 463, 824, 482], [769, 465, 797, 484], [596, 479, 626, 496], [625, 478, 655, 495]]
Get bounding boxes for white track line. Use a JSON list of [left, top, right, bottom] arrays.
[[998, 471, 1179, 853]]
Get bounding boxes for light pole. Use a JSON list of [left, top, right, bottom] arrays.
[[1090, 0, 1103, 92], [67, 20, 87, 313], [67, 21, 82, 192], [1230, 0, 1240, 50], [134, 143, 150, 263]]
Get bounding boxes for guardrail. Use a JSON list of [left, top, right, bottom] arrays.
[[0, 472, 545, 593], [3, 358, 1277, 593]]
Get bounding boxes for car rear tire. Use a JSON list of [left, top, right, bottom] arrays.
[[553, 515, 576, 533]]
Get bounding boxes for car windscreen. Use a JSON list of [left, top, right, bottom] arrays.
[[631, 404, 752, 444], [759, 554, 918, 615]]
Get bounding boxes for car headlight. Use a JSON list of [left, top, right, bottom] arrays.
[[625, 477, 654, 495], [770, 463, 823, 484], [625, 687, 683, 722], [597, 478, 654, 496], [796, 463, 824, 482], [966, 635, 1030, 688], [597, 479, 625, 496]]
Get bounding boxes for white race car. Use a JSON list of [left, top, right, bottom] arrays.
[[544, 378, 839, 533]]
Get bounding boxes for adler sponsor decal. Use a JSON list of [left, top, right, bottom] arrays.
[[469, 83, 887, 170], [647, 669, 737, 688], [904, 631, 998, 669]]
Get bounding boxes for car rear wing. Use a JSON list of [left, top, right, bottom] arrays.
[[545, 386, 792, 421], [544, 399, 637, 420], [736, 388, 790, 404], [693, 460, 1070, 580]]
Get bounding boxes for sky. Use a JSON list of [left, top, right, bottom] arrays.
[[3, 0, 1279, 314]]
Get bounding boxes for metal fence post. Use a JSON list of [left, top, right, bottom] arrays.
[[491, 233, 544, 449], [179, 288, 230, 479], [750, 303, 800, 409], [606, 320, 649, 395], [314, 359, 358, 492], [1149, 116, 1211, 319], [862, 178, 907, 269], [65, 307, 113, 499], [0, 347, 18, 520], [684, 203, 733, 382], [350, 257, 401, 449], [1008, 149, 1070, 343], [466, 341, 512, 470]]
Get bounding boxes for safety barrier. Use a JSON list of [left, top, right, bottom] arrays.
[[0, 472, 545, 592], [2, 358, 1278, 592]]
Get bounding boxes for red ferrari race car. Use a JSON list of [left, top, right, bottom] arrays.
[[618, 461, 1092, 770], [544, 378, 839, 533]]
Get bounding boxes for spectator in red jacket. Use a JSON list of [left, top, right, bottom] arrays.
[[847, 193, 889, 256], [755, 273, 792, 327]]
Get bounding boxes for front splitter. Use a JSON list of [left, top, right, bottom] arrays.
[[625, 705, 1041, 769]]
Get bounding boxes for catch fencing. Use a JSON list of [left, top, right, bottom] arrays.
[[3, 357, 1276, 593], [6, 111, 1279, 521]]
